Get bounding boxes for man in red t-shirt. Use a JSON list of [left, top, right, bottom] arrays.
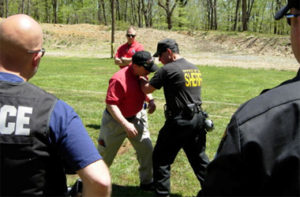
[[114, 26, 144, 69], [98, 51, 158, 190]]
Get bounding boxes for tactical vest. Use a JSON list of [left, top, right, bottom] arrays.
[[0, 81, 67, 196]]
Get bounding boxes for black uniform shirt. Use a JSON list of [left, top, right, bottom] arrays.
[[202, 69, 300, 196], [150, 58, 202, 113]]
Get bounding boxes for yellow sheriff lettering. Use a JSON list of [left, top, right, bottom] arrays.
[[184, 71, 202, 87]]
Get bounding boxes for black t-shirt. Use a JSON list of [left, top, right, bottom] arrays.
[[150, 58, 202, 113]]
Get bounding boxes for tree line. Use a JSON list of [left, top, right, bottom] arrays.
[[0, 0, 290, 35]]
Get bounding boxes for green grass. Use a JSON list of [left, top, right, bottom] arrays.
[[31, 56, 296, 196]]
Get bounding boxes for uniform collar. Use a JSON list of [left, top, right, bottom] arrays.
[[260, 68, 300, 94], [0, 72, 24, 83]]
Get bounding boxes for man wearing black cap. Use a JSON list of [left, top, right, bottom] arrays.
[[140, 38, 210, 196], [98, 51, 158, 190], [199, 1, 300, 196]]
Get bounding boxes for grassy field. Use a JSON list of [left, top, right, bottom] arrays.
[[30, 56, 296, 196]]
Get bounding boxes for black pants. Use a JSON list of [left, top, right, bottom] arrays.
[[153, 112, 210, 196]]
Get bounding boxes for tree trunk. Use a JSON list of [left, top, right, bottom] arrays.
[[274, 0, 282, 34], [242, 0, 255, 31], [19, 0, 25, 13], [52, 0, 57, 23], [99, 0, 107, 25], [158, 0, 177, 30], [141, 0, 153, 27], [0, 0, 4, 17], [232, 0, 240, 31], [4, 0, 8, 17], [137, 0, 143, 27], [213, 0, 217, 30], [44, 0, 50, 23], [111, 0, 115, 58], [130, 0, 137, 25], [26, 0, 30, 15], [206, 0, 212, 30], [97, 0, 102, 23], [124, 0, 128, 22], [115, 0, 121, 20]]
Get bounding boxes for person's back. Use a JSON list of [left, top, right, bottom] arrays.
[[202, 80, 300, 196], [0, 14, 111, 197], [200, 1, 300, 196], [158, 58, 202, 113], [0, 82, 66, 195]]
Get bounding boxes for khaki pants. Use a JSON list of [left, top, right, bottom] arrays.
[[98, 109, 153, 184]]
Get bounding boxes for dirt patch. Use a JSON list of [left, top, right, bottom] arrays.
[[41, 23, 299, 71]]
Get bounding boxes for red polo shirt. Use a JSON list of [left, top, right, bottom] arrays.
[[115, 41, 144, 68], [105, 65, 146, 118]]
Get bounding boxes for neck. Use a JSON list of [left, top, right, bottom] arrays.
[[172, 53, 181, 61]]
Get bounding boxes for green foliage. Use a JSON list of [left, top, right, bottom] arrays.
[[114, 20, 133, 31], [30, 56, 295, 196], [1, 0, 290, 35]]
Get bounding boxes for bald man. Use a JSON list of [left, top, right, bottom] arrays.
[[114, 26, 144, 68], [0, 14, 111, 196]]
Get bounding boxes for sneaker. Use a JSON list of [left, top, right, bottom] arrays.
[[140, 182, 155, 191]]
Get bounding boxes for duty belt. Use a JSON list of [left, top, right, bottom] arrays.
[[164, 103, 202, 120]]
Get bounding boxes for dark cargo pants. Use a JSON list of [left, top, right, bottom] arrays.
[[153, 112, 209, 196]]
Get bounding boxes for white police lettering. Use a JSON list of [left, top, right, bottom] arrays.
[[0, 105, 33, 135]]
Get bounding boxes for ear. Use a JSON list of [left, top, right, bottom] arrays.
[[31, 53, 41, 69], [166, 48, 174, 59]]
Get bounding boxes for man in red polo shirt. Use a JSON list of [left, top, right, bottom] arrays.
[[98, 51, 158, 191], [114, 26, 144, 69]]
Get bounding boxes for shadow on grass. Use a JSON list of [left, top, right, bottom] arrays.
[[112, 184, 182, 197], [86, 124, 101, 130]]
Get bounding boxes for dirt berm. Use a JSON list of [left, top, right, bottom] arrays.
[[42, 23, 299, 71]]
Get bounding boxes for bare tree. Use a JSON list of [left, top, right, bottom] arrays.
[[130, 0, 137, 25], [207, 0, 217, 30], [26, 0, 31, 15], [124, 0, 128, 22], [137, 0, 143, 27], [98, 0, 107, 25], [232, 0, 241, 31], [158, 0, 177, 30], [20, 0, 25, 13], [273, 0, 282, 34], [141, 0, 153, 27], [111, 0, 115, 58], [0, 0, 4, 17], [115, 0, 121, 20], [52, 0, 57, 23], [4, 0, 8, 17], [213, 0, 217, 30], [242, 0, 255, 31], [44, 0, 50, 23]]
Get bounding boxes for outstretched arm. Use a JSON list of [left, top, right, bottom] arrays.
[[140, 76, 156, 94], [77, 159, 111, 197]]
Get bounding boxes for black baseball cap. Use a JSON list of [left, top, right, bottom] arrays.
[[153, 38, 179, 57], [132, 51, 158, 72], [275, 0, 300, 20]]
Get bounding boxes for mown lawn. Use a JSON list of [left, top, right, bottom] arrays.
[[30, 56, 296, 197]]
